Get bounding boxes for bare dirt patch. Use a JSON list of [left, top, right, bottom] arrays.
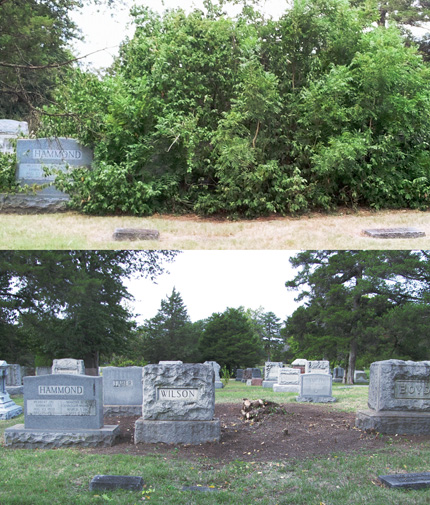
[[89, 402, 428, 464]]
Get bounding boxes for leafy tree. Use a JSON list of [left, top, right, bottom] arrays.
[[199, 307, 264, 371], [0, 250, 177, 369], [246, 308, 284, 361], [0, 0, 117, 121], [285, 251, 430, 383], [140, 288, 201, 363]]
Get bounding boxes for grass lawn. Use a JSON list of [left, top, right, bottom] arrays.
[[1, 208, 430, 249], [2, 386, 430, 504]]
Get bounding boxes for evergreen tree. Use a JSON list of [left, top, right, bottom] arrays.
[[285, 250, 430, 383], [199, 307, 264, 371], [140, 288, 201, 363]]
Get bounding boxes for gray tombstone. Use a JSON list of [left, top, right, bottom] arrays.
[[89, 475, 144, 491], [16, 137, 92, 197], [296, 373, 336, 403], [5, 363, 23, 396], [333, 366, 345, 383], [263, 362, 283, 388], [52, 358, 85, 375], [273, 368, 301, 393], [102, 366, 143, 416], [354, 370, 368, 383], [356, 360, 430, 434], [0, 361, 23, 420], [378, 472, 430, 490], [0, 119, 28, 154], [235, 369, 243, 381], [204, 361, 224, 389], [306, 360, 330, 374], [134, 363, 220, 445], [36, 366, 52, 376], [4, 374, 119, 448]]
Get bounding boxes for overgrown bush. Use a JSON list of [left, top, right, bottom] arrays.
[[39, 0, 430, 217]]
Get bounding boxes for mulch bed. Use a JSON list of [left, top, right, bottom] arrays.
[[86, 402, 430, 464]]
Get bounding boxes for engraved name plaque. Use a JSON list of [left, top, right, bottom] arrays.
[[395, 380, 430, 399], [157, 388, 199, 401]]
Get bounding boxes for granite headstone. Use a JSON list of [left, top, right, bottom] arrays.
[[0, 361, 23, 420], [273, 367, 301, 393], [296, 373, 336, 403], [52, 358, 85, 375], [102, 366, 143, 416]]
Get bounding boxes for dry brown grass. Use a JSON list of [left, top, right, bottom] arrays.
[[1, 208, 430, 249]]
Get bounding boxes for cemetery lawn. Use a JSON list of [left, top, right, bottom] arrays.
[[1, 208, 430, 249], [2, 387, 430, 504]]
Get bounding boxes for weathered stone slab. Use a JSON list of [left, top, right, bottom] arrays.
[[16, 137, 92, 197], [142, 363, 215, 421], [306, 360, 330, 374], [52, 358, 85, 375], [89, 475, 144, 491], [103, 366, 143, 416], [296, 373, 336, 403], [235, 369, 243, 381], [134, 419, 221, 444], [251, 378, 263, 386], [0, 120, 28, 154], [5, 364, 22, 386], [354, 370, 368, 383], [378, 472, 430, 489], [363, 228, 425, 239], [333, 366, 344, 383], [135, 362, 220, 445], [355, 410, 430, 434], [0, 194, 69, 213], [368, 360, 430, 412], [273, 368, 300, 393], [4, 424, 119, 448], [113, 228, 159, 241]]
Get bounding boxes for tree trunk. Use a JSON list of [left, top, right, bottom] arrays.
[[346, 339, 357, 384]]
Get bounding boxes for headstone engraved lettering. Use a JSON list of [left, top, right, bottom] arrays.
[[157, 388, 199, 400], [38, 385, 84, 395], [27, 399, 96, 416], [113, 380, 133, 387], [395, 380, 430, 399], [33, 149, 82, 160]]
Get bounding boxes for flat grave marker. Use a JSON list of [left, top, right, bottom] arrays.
[[378, 472, 430, 490], [363, 228, 425, 239], [89, 475, 144, 491]]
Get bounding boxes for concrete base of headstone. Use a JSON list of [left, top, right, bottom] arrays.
[[113, 228, 159, 241], [4, 424, 120, 448], [0, 194, 69, 214], [355, 410, 430, 435], [89, 475, 144, 491], [214, 381, 224, 389], [296, 395, 336, 403], [103, 405, 142, 417], [333, 378, 343, 383], [262, 380, 277, 388], [6, 386, 24, 396], [134, 418, 221, 445], [0, 393, 23, 420], [273, 384, 299, 393]]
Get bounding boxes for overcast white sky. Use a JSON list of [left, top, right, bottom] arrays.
[[125, 250, 302, 324], [71, 0, 290, 68]]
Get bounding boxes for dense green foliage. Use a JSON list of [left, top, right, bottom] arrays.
[[284, 250, 430, 382], [0, 250, 177, 369], [37, 0, 430, 217]]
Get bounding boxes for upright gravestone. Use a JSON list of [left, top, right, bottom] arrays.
[[204, 361, 224, 389], [356, 360, 430, 434], [296, 373, 336, 403], [4, 374, 120, 448], [273, 368, 301, 393], [333, 367, 345, 383], [52, 358, 85, 375], [0, 119, 28, 154], [263, 362, 283, 388], [134, 363, 220, 445], [242, 368, 261, 385], [5, 364, 23, 395], [0, 361, 23, 420], [291, 359, 307, 374], [235, 369, 243, 382], [103, 366, 143, 416], [16, 138, 92, 197], [354, 370, 369, 383], [306, 360, 330, 374]]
